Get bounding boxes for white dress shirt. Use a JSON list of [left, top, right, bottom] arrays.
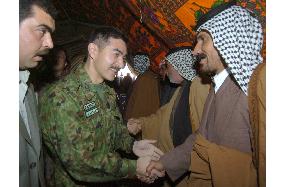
[[19, 70, 31, 138], [213, 69, 229, 93]]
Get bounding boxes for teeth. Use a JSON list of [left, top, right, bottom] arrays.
[[111, 68, 117, 73]]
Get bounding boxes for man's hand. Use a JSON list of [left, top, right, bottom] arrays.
[[136, 156, 152, 176], [137, 174, 156, 184], [133, 140, 164, 160], [127, 118, 142, 135], [146, 160, 165, 177], [136, 156, 165, 184]]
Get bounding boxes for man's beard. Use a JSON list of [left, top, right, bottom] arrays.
[[168, 75, 181, 84]]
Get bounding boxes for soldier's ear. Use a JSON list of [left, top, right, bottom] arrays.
[[88, 43, 98, 61]]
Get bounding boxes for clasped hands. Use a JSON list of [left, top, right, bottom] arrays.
[[134, 139, 166, 183]]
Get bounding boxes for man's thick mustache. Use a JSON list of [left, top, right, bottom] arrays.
[[111, 67, 121, 71], [36, 49, 50, 56], [195, 53, 206, 62]]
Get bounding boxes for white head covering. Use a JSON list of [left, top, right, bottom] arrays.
[[166, 46, 196, 81], [133, 53, 150, 74], [196, 4, 263, 95]]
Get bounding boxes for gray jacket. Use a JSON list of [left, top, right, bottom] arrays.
[[19, 85, 45, 187]]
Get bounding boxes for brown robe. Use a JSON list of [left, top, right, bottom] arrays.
[[161, 75, 257, 187], [125, 70, 160, 120], [248, 63, 266, 187]]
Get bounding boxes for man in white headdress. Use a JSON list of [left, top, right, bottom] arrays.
[[145, 1, 265, 187]]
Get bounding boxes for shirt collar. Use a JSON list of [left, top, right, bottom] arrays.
[[213, 68, 229, 93], [19, 70, 30, 103], [75, 64, 107, 91], [19, 70, 30, 83]]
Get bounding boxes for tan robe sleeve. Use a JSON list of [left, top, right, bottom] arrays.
[[189, 76, 210, 131], [248, 63, 266, 187], [189, 134, 257, 187], [140, 87, 181, 140]]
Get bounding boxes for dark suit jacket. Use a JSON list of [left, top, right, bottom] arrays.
[[19, 85, 45, 187]]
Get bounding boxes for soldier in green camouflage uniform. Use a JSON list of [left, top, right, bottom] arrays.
[[39, 27, 138, 186]]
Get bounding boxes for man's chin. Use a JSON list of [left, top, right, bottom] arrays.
[[20, 61, 40, 70], [108, 77, 115, 81], [168, 77, 178, 84], [199, 66, 209, 74], [105, 75, 115, 82], [201, 69, 215, 76], [29, 61, 40, 68], [108, 72, 117, 81], [20, 59, 41, 70]]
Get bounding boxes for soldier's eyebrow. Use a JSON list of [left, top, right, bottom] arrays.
[[113, 48, 123, 54], [113, 48, 127, 56], [113, 48, 127, 57]]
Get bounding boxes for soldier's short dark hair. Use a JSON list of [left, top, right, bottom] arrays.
[[19, 0, 57, 24], [88, 26, 128, 49]]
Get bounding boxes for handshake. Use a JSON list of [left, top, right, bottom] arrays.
[[134, 139, 166, 183]]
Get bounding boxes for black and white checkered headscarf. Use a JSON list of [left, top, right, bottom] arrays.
[[133, 54, 150, 74], [166, 47, 196, 81], [196, 5, 263, 95]]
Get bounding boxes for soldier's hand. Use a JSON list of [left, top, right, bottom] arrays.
[[133, 139, 164, 160], [137, 173, 156, 184], [127, 118, 142, 135], [136, 156, 151, 176], [146, 160, 165, 177], [136, 156, 158, 184]]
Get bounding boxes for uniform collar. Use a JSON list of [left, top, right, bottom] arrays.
[[75, 64, 107, 91]]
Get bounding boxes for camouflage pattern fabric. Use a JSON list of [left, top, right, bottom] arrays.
[[39, 64, 136, 186]]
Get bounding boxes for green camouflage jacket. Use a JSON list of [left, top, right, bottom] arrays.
[[39, 64, 136, 186]]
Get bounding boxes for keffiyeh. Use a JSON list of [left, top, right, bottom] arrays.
[[166, 47, 196, 81], [133, 53, 150, 74], [196, 5, 263, 95]]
